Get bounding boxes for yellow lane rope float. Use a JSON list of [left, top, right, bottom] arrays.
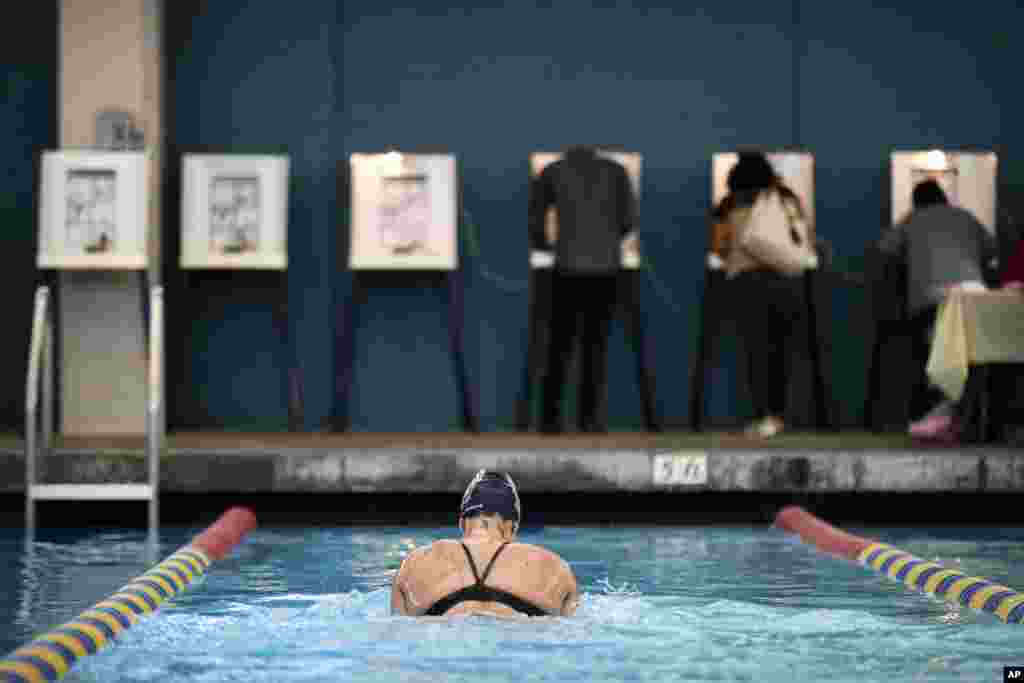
[[0, 507, 256, 683], [775, 506, 1024, 624]]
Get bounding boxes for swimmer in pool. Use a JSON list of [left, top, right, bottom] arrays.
[[390, 470, 579, 617]]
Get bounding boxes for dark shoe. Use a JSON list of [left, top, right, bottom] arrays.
[[1004, 425, 1024, 447]]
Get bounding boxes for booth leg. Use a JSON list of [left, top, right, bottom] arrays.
[[804, 271, 834, 431], [622, 272, 660, 432], [515, 270, 551, 431], [330, 276, 360, 432], [272, 276, 303, 432], [689, 271, 717, 432], [139, 270, 150, 351], [446, 270, 478, 433]]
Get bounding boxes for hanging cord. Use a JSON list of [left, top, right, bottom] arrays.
[[462, 206, 689, 313], [459, 206, 531, 293], [463, 205, 690, 312], [638, 245, 686, 316], [815, 239, 864, 286], [813, 238, 868, 287]]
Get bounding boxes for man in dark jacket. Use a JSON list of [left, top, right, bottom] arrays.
[[528, 146, 636, 433]]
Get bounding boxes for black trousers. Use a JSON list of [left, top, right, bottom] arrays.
[[541, 273, 618, 433], [907, 305, 946, 421], [732, 269, 804, 420]]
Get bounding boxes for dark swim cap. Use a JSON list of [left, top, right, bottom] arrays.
[[459, 470, 521, 533]]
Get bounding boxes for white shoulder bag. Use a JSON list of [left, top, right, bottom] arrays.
[[737, 189, 817, 276]]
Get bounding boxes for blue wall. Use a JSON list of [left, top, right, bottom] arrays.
[[1, 3, 57, 429], [9, 0, 1011, 433], [167, 0, 1024, 432], [168, 2, 336, 429], [331, 1, 796, 431]]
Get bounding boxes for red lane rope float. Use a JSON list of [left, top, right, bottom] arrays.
[[0, 507, 257, 683], [774, 505, 1024, 624]]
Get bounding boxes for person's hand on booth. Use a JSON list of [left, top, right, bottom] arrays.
[[622, 232, 639, 257], [544, 207, 558, 247], [803, 250, 820, 270]]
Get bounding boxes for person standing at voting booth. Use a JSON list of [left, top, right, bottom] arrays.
[[721, 152, 818, 438], [529, 146, 636, 433], [877, 179, 997, 438]]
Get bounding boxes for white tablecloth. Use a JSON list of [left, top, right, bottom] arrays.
[[927, 289, 1024, 401]]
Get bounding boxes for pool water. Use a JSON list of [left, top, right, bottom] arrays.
[[1, 524, 1021, 682]]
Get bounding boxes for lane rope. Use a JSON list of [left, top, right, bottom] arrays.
[[774, 505, 1024, 624], [0, 507, 257, 683]]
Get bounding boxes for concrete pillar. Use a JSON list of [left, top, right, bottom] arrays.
[[58, 0, 162, 435]]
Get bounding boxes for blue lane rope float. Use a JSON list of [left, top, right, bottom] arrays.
[[776, 506, 1024, 625], [0, 507, 256, 683]]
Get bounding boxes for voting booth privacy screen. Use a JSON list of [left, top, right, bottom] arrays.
[[712, 152, 815, 228], [529, 149, 642, 269], [180, 154, 290, 270], [348, 152, 458, 270], [890, 151, 997, 233], [38, 150, 150, 270]]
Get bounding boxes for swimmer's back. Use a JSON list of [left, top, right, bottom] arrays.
[[392, 538, 578, 617]]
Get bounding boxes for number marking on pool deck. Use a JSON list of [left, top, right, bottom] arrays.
[[652, 452, 708, 487]]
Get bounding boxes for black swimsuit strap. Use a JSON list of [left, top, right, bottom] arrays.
[[458, 542, 483, 583], [478, 542, 509, 584], [459, 542, 509, 585]]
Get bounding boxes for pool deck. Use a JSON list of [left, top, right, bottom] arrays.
[[1, 431, 1021, 494]]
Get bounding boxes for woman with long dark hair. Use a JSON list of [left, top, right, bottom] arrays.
[[717, 152, 817, 437]]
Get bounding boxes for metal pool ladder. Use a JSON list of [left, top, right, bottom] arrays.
[[24, 284, 163, 537]]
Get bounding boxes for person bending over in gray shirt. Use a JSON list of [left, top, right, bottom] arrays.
[[877, 179, 996, 433]]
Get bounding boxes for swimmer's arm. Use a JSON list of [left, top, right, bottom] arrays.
[[391, 546, 431, 616], [390, 548, 419, 616], [559, 561, 580, 617], [390, 574, 410, 616]]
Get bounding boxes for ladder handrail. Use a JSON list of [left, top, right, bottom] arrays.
[[148, 284, 163, 418], [146, 284, 163, 532], [25, 286, 50, 529], [24, 286, 49, 422]]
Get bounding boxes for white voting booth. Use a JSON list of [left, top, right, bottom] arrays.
[[181, 155, 290, 270], [335, 151, 475, 431], [38, 151, 151, 269], [712, 151, 815, 221], [349, 152, 458, 271], [179, 154, 301, 430], [709, 152, 815, 270], [30, 150, 162, 532], [529, 150, 642, 269], [890, 150, 998, 233], [712, 152, 815, 232]]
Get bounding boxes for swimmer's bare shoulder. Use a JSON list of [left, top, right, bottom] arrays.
[[390, 542, 447, 616], [496, 541, 579, 616]]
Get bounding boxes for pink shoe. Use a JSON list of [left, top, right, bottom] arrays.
[[909, 414, 953, 439]]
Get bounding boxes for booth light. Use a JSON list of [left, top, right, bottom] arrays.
[[923, 149, 949, 172], [380, 149, 404, 174]]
